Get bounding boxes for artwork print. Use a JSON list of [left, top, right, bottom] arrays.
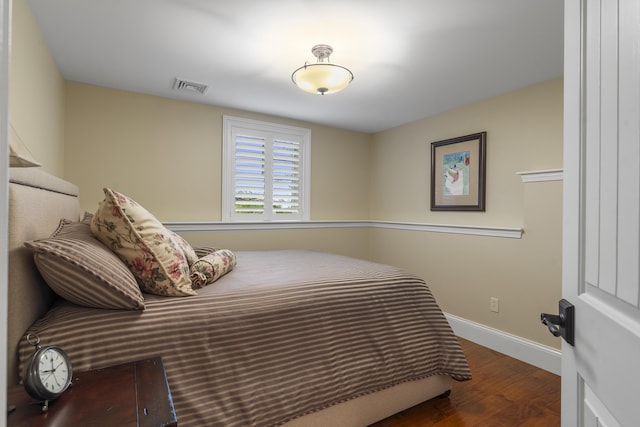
[[442, 151, 470, 196], [430, 132, 486, 211]]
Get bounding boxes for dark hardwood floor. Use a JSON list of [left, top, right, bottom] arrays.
[[370, 338, 561, 427]]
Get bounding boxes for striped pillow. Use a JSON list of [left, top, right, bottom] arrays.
[[193, 246, 220, 259], [25, 219, 145, 310]]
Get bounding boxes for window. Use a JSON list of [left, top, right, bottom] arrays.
[[222, 116, 311, 221]]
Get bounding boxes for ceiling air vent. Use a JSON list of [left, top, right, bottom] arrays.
[[173, 78, 209, 95]]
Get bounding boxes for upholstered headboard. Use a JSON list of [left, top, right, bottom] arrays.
[[7, 168, 79, 385]]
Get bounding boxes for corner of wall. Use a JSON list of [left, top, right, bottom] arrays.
[[10, 0, 65, 177]]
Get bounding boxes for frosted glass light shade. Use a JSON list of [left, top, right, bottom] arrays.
[[292, 63, 353, 95]]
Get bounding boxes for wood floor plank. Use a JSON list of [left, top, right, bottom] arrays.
[[369, 338, 560, 426]]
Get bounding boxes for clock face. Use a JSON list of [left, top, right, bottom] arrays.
[[37, 348, 71, 394]]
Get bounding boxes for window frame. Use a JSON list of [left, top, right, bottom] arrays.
[[222, 115, 311, 222]]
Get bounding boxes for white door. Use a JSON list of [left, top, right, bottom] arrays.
[[562, 0, 640, 426], [1, 0, 11, 423]]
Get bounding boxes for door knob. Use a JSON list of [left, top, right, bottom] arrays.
[[540, 298, 575, 346]]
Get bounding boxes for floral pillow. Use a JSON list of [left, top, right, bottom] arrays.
[[169, 231, 198, 266], [190, 249, 237, 289], [90, 188, 196, 297]]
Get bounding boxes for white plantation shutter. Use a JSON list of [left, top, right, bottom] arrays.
[[272, 138, 301, 215], [223, 116, 310, 221], [234, 135, 266, 214]]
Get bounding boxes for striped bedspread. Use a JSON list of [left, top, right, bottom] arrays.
[[19, 250, 471, 426]]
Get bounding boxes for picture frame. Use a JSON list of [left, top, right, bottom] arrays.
[[430, 132, 486, 211]]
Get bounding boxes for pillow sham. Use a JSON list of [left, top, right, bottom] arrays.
[[24, 219, 145, 310], [190, 249, 237, 289], [90, 188, 196, 297], [169, 231, 198, 266]]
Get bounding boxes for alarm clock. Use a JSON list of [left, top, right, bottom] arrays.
[[22, 333, 73, 412]]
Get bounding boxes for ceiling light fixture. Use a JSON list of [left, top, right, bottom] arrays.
[[291, 44, 354, 95]]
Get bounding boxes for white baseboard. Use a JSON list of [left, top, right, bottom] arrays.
[[445, 313, 561, 375]]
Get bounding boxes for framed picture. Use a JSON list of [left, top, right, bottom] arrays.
[[430, 132, 486, 211]]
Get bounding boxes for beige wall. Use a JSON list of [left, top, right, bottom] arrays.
[[10, 0, 65, 176], [368, 181, 562, 348], [369, 79, 563, 348], [181, 228, 371, 260], [64, 82, 372, 222], [370, 79, 563, 226]]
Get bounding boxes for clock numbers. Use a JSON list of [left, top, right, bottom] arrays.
[[38, 349, 69, 393]]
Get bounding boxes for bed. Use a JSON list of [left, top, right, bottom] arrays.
[[7, 167, 471, 426]]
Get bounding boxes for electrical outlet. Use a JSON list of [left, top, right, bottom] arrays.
[[490, 297, 500, 313]]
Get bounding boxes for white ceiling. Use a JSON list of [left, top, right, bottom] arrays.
[[26, 0, 564, 134]]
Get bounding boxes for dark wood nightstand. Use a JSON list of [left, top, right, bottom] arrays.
[[7, 357, 177, 427]]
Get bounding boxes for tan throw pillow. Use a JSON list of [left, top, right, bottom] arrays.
[[25, 219, 145, 310], [90, 188, 196, 297], [190, 249, 237, 289]]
